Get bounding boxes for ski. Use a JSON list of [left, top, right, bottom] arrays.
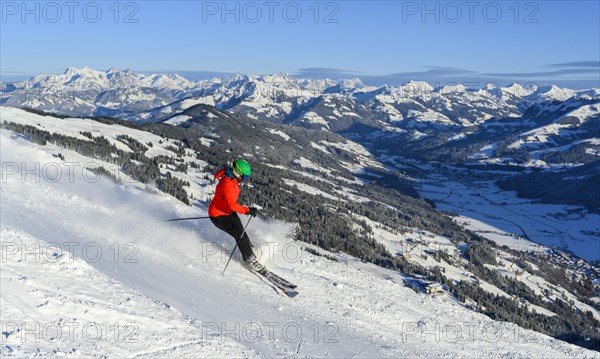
[[269, 280, 299, 298], [262, 269, 298, 289], [263, 273, 298, 297], [247, 262, 298, 297]]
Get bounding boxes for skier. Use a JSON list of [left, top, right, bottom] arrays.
[[208, 159, 299, 296], [209, 159, 260, 268]]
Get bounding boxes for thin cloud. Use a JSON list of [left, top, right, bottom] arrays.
[[296, 66, 476, 79], [292, 65, 598, 88], [547, 61, 600, 68], [481, 68, 598, 78], [383, 66, 477, 77], [293, 68, 363, 79], [293, 66, 480, 86], [296, 67, 362, 75]]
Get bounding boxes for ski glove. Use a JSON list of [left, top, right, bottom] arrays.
[[247, 207, 258, 217]]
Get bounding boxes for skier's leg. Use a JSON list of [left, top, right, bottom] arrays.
[[210, 214, 254, 261], [228, 213, 255, 261]]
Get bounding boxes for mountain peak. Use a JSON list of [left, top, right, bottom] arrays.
[[501, 82, 537, 98], [401, 81, 434, 93], [340, 77, 365, 89], [147, 72, 191, 89], [529, 85, 576, 102], [439, 84, 466, 94], [227, 73, 251, 82], [257, 73, 298, 85], [64, 67, 80, 75], [64, 66, 98, 76]]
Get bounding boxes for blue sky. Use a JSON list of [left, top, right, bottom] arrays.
[[1, 0, 599, 88]]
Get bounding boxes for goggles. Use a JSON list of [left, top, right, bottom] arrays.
[[232, 167, 250, 181]]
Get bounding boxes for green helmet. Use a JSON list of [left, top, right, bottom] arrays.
[[232, 159, 251, 179]]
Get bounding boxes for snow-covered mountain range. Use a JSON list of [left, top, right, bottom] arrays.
[[2, 67, 599, 169], [3, 67, 595, 125]]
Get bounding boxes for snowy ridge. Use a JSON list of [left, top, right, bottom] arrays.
[[497, 103, 600, 159]]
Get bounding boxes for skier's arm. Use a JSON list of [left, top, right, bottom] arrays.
[[223, 183, 250, 214], [213, 168, 226, 180]]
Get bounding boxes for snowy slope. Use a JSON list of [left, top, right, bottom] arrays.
[[1, 227, 260, 358], [505, 103, 600, 155], [1, 128, 597, 357]]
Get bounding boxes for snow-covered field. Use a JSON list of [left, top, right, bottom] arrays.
[[1, 119, 597, 356], [416, 175, 600, 261]]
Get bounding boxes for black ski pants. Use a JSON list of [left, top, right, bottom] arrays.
[[210, 213, 254, 261]]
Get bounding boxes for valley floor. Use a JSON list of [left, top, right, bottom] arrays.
[[415, 167, 600, 262]]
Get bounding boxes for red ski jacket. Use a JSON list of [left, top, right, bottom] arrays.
[[208, 169, 250, 217]]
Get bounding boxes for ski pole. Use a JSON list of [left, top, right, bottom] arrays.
[[161, 216, 211, 222], [222, 216, 252, 275]]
